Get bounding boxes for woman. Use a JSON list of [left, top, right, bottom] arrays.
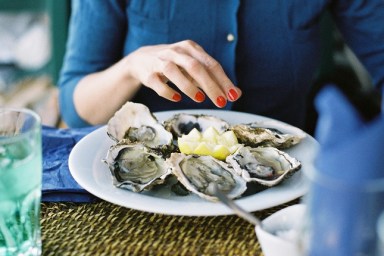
[[59, 0, 384, 129]]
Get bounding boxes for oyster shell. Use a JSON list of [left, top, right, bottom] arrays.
[[226, 146, 301, 187], [167, 153, 247, 201], [107, 102, 173, 149], [163, 113, 230, 138], [230, 122, 305, 149], [103, 141, 171, 192]]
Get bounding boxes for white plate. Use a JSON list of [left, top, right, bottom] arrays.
[[69, 110, 318, 216]]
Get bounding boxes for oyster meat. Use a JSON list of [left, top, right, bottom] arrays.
[[103, 141, 171, 192], [167, 153, 247, 201], [163, 113, 230, 137], [231, 122, 305, 149], [226, 146, 301, 187], [107, 102, 173, 149]]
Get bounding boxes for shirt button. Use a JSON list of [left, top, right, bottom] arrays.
[[227, 33, 235, 42]]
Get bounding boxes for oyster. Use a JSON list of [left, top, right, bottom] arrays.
[[167, 153, 247, 201], [107, 102, 173, 149], [103, 141, 171, 192], [226, 146, 301, 187], [163, 113, 230, 138], [231, 122, 305, 149]]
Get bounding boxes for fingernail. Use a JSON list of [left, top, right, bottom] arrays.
[[228, 89, 239, 101], [216, 96, 226, 108], [195, 91, 205, 102], [172, 93, 181, 102]]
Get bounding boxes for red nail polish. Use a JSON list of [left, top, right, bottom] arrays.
[[216, 96, 226, 108], [172, 93, 181, 102], [195, 91, 205, 102], [228, 89, 238, 101]]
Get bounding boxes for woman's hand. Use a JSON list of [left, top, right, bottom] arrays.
[[123, 40, 242, 108], [73, 40, 241, 126]]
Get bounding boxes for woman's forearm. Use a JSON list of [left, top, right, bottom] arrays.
[[73, 57, 141, 125]]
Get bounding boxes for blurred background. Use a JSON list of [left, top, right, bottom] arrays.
[[0, 0, 69, 127], [0, 0, 372, 130]]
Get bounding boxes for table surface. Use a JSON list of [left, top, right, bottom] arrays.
[[40, 199, 300, 255]]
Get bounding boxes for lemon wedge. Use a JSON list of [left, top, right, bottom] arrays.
[[177, 127, 241, 160]]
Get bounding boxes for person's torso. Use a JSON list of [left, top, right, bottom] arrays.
[[123, 0, 326, 128]]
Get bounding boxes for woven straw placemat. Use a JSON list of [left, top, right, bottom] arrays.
[[41, 199, 300, 256]]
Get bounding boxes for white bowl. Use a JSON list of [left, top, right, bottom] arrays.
[[255, 204, 306, 256]]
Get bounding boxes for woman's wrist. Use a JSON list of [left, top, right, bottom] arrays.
[[119, 54, 142, 90]]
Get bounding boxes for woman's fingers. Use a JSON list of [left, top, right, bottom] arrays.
[[130, 40, 240, 107], [176, 40, 241, 102], [146, 73, 182, 102], [160, 61, 206, 103], [174, 55, 227, 107], [159, 44, 227, 107]]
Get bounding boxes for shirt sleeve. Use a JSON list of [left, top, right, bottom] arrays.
[[58, 0, 127, 127], [330, 0, 384, 90]]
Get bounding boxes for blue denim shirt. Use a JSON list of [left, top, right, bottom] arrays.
[[59, 0, 384, 128]]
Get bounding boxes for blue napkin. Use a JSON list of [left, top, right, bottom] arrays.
[[306, 85, 384, 256], [42, 125, 100, 202]]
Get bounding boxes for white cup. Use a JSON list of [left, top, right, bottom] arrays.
[[255, 204, 307, 256]]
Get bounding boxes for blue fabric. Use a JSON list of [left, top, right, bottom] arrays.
[[42, 125, 100, 202], [59, 0, 384, 129], [307, 85, 384, 255], [314, 85, 384, 181], [382, 86, 384, 111]]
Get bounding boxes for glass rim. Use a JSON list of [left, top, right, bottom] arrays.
[[0, 107, 41, 142], [377, 210, 384, 243], [0, 107, 41, 122]]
